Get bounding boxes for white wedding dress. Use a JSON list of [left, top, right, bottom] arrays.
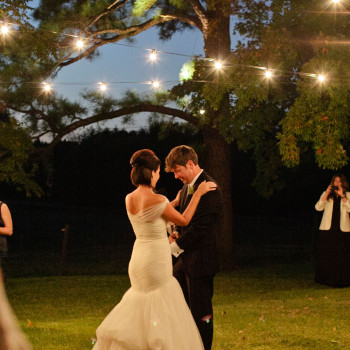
[[93, 199, 204, 350]]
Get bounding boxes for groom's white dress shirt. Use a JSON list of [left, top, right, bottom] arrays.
[[170, 170, 203, 257]]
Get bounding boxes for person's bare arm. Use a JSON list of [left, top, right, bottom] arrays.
[[162, 181, 217, 226], [0, 204, 13, 236]]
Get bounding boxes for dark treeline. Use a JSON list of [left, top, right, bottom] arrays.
[[2, 122, 337, 215], [0, 122, 346, 274]]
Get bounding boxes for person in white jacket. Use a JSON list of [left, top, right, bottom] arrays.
[[315, 174, 350, 287]]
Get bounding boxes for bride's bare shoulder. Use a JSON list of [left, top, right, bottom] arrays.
[[125, 191, 136, 204], [142, 193, 167, 207], [125, 191, 138, 209], [152, 193, 168, 204], [126, 192, 166, 213]]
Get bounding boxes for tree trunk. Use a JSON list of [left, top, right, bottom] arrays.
[[203, 10, 231, 60], [203, 129, 236, 270], [202, 11, 236, 269]]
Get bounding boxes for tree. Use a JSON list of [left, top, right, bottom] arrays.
[[0, 111, 42, 197], [3, 0, 350, 267], [0, 1, 44, 196], [2, 0, 237, 268]]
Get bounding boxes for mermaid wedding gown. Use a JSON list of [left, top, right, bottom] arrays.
[[93, 199, 204, 350]]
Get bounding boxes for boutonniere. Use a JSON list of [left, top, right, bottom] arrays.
[[188, 185, 194, 195]]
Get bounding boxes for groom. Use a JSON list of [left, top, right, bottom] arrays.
[[165, 145, 223, 350]]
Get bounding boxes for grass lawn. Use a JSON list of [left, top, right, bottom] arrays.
[[5, 261, 350, 349]]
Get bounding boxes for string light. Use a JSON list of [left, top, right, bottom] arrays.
[[0, 19, 336, 88], [214, 61, 222, 70], [0, 19, 337, 92], [199, 109, 205, 115], [151, 80, 160, 88], [41, 82, 52, 93], [318, 74, 326, 82], [1, 24, 9, 35], [149, 49, 157, 61], [98, 82, 107, 92], [76, 38, 84, 50], [265, 70, 272, 78], [0, 69, 334, 90]]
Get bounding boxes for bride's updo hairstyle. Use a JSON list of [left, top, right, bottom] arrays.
[[130, 149, 161, 187]]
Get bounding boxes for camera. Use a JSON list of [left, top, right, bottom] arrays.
[[331, 185, 339, 191]]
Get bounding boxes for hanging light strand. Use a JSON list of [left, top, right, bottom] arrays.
[[0, 4, 344, 95]]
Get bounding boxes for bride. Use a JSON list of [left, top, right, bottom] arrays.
[[93, 149, 217, 350]]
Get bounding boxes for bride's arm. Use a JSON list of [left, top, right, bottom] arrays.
[[162, 181, 217, 226]]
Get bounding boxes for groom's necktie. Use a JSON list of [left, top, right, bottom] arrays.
[[183, 184, 194, 209], [180, 185, 189, 212]]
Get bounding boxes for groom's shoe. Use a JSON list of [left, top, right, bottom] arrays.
[[198, 316, 213, 350]]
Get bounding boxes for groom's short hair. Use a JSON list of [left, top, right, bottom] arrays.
[[165, 145, 198, 172]]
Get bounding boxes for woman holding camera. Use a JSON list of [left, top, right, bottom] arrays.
[[315, 174, 350, 287]]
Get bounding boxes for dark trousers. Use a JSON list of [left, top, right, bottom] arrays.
[[174, 258, 215, 350]]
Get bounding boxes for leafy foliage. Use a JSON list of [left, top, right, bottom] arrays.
[[132, 0, 157, 17], [179, 60, 195, 82], [3, 0, 350, 197], [278, 36, 350, 170], [0, 115, 43, 196]]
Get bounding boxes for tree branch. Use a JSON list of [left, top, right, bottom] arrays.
[[44, 103, 199, 151], [55, 10, 201, 70], [89, 14, 201, 36], [84, 0, 132, 30], [32, 131, 51, 140], [188, 0, 208, 33], [56, 16, 175, 69], [7, 104, 49, 121]]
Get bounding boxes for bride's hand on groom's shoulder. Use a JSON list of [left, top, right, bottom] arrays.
[[197, 181, 217, 196]]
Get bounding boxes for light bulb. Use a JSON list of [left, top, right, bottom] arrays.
[[42, 82, 51, 92], [149, 49, 157, 61], [1, 25, 9, 35], [265, 70, 272, 78], [76, 39, 84, 49], [214, 61, 222, 70], [98, 82, 107, 92]]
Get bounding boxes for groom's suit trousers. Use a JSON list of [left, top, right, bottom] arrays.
[[174, 258, 214, 350]]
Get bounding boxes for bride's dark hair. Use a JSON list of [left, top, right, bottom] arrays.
[[130, 149, 161, 187]]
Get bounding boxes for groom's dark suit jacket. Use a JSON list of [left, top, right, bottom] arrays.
[[175, 171, 223, 278]]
